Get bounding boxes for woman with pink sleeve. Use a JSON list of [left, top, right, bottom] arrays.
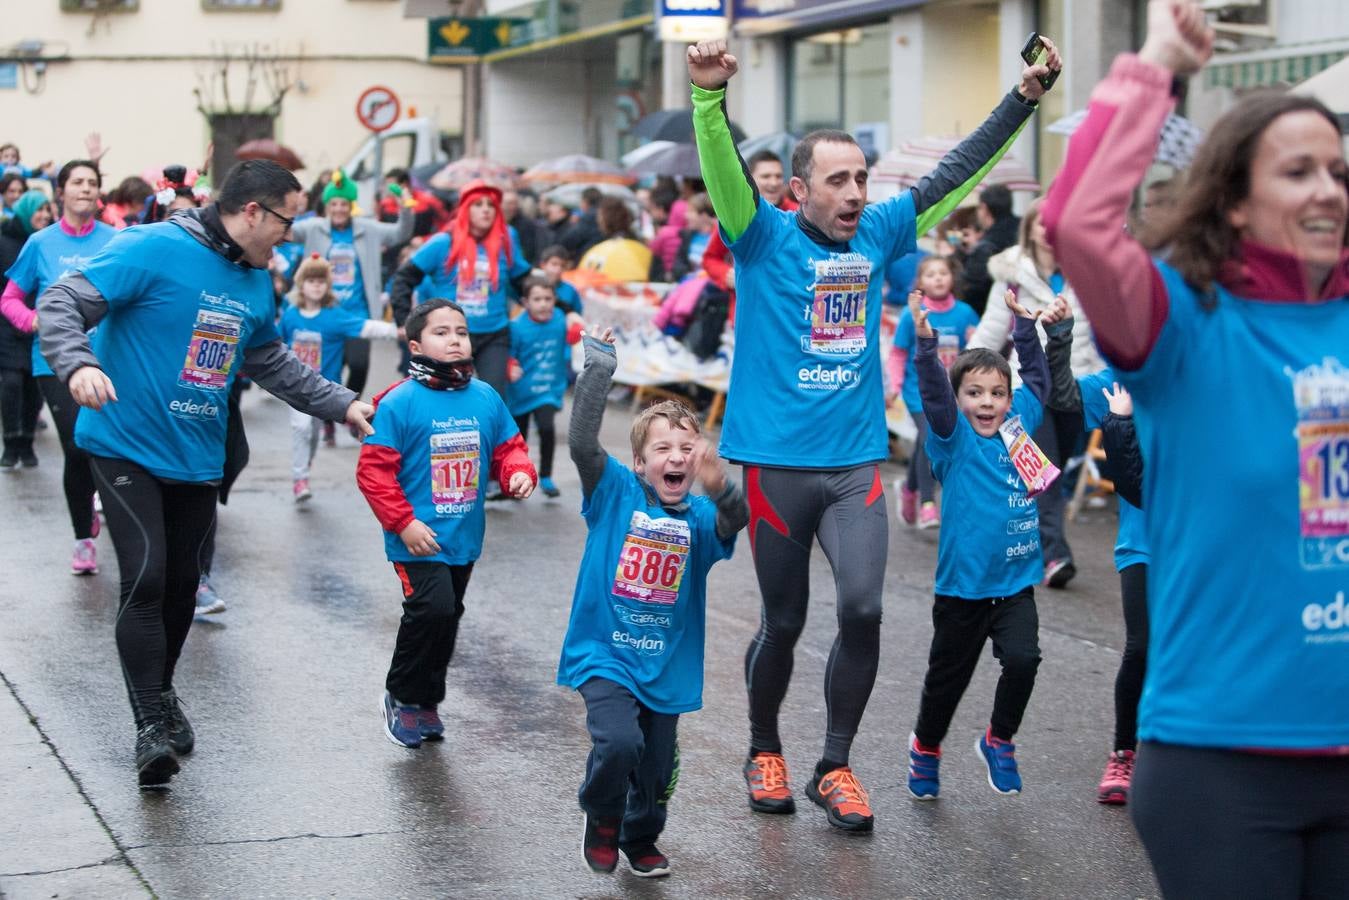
[[1041, 2, 1348, 896]]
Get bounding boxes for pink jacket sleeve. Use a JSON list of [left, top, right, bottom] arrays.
[[886, 345, 908, 396], [1040, 54, 1174, 370], [0, 280, 36, 334]]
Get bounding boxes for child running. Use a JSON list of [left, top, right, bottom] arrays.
[[559, 329, 747, 878], [1042, 315, 1150, 804], [507, 275, 580, 498], [905, 288, 1069, 799], [281, 254, 396, 502], [356, 298, 536, 748], [887, 255, 980, 529]]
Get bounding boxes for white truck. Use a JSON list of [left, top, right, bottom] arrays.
[[342, 117, 458, 211]]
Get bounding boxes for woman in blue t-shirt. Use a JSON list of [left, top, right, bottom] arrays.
[[1043, 4, 1349, 895]]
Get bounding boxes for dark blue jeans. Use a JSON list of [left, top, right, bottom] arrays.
[[577, 677, 679, 849]]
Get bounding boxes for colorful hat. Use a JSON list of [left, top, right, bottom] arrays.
[[322, 169, 358, 204]]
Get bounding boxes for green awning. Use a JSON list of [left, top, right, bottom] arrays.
[[1205, 51, 1348, 89]]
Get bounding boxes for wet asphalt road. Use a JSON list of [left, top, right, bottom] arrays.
[[1, 343, 1158, 899]]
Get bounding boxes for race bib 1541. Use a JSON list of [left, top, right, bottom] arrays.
[[810, 258, 869, 354]]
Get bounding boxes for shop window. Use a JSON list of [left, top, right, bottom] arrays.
[[60, 0, 138, 10], [789, 22, 891, 136]]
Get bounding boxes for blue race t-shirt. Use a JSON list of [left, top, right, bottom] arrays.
[[556, 456, 735, 714], [507, 310, 568, 416], [74, 222, 279, 482], [1114, 261, 1349, 750], [893, 300, 980, 412], [327, 227, 366, 317], [884, 249, 929, 304], [554, 280, 583, 316], [1078, 367, 1150, 572], [363, 377, 517, 566], [723, 194, 917, 467], [6, 220, 115, 376], [279, 305, 367, 385], [927, 387, 1044, 598], [412, 230, 530, 334]]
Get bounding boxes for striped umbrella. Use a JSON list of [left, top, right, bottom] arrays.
[[522, 154, 635, 187], [427, 157, 520, 192], [1048, 109, 1204, 171], [871, 136, 1039, 192]]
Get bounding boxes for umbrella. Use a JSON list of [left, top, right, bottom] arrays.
[[235, 138, 304, 171], [541, 182, 639, 212], [627, 142, 703, 179], [633, 109, 746, 144], [1048, 109, 1204, 170], [871, 137, 1039, 192], [738, 131, 800, 176], [522, 154, 634, 187], [427, 157, 520, 192], [620, 141, 677, 169]]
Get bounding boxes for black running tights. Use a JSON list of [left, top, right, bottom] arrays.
[[514, 405, 557, 479], [90, 455, 218, 727], [37, 376, 96, 540]]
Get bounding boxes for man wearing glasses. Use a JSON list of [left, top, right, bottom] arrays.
[[38, 159, 375, 789]]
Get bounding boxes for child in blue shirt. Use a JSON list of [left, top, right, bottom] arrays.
[[560, 329, 748, 878], [537, 244, 584, 320], [356, 299, 537, 750], [905, 289, 1068, 801], [280, 254, 396, 502], [507, 276, 579, 498], [887, 255, 981, 529]]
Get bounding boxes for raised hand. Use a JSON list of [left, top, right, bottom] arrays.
[[687, 40, 739, 90], [1140, 0, 1214, 76], [1039, 294, 1073, 326], [1103, 382, 1134, 417], [690, 436, 727, 496], [908, 290, 934, 338], [1019, 34, 1063, 101], [1003, 287, 1041, 322]]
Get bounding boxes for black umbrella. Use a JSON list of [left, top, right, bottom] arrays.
[[632, 109, 746, 145], [627, 142, 703, 179]]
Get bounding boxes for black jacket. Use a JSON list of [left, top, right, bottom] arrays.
[[960, 214, 1019, 316], [0, 216, 34, 372], [1099, 413, 1144, 509]]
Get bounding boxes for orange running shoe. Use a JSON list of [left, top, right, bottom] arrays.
[[806, 766, 874, 832], [743, 752, 796, 814]]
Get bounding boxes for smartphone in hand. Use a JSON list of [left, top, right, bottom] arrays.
[[1020, 32, 1060, 92]]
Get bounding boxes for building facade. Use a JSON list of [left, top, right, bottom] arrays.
[[0, 0, 464, 187]]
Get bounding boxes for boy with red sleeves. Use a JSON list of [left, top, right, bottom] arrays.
[[357, 298, 536, 748]]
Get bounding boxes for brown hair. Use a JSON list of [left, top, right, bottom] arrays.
[[1151, 92, 1345, 289], [293, 254, 337, 308], [597, 196, 635, 238], [630, 399, 700, 458], [792, 130, 858, 184], [949, 347, 1011, 393], [521, 274, 555, 300], [916, 254, 959, 285]]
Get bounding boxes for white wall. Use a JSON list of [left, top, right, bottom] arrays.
[[0, 0, 462, 182], [482, 57, 595, 166]]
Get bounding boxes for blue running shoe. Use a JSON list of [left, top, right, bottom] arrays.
[[540, 476, 560, 498], [907, 733, 940, 800], [417, 706, 445, 741], [381, 691, 422, 748], [976, 728, 1021, 794]]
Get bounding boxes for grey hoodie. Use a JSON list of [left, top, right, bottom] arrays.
[[38, 206, 356, 426]]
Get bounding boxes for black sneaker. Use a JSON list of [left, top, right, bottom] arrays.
[[18, 448, 37, 468], [161, 689, 195, 755], [0, 448, 17, 470], [623, 843, 671, 878], [135, 721, 180, 787], [581, 813, 620, 873], [1044, 558, 1076, 589]]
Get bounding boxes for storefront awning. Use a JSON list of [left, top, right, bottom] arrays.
[[1204, 47, 1348, 90], [732, 0, 924, 37]]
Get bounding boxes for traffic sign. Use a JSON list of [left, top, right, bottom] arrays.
[[356, 86, 401, 133]]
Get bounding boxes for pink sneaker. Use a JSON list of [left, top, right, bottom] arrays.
[[71, 538, 98, 575], [293, 479, 312, 503], [918, 502, 941, 530], [1097, 749, 1135, 805], [899, 485, 918, 525]]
